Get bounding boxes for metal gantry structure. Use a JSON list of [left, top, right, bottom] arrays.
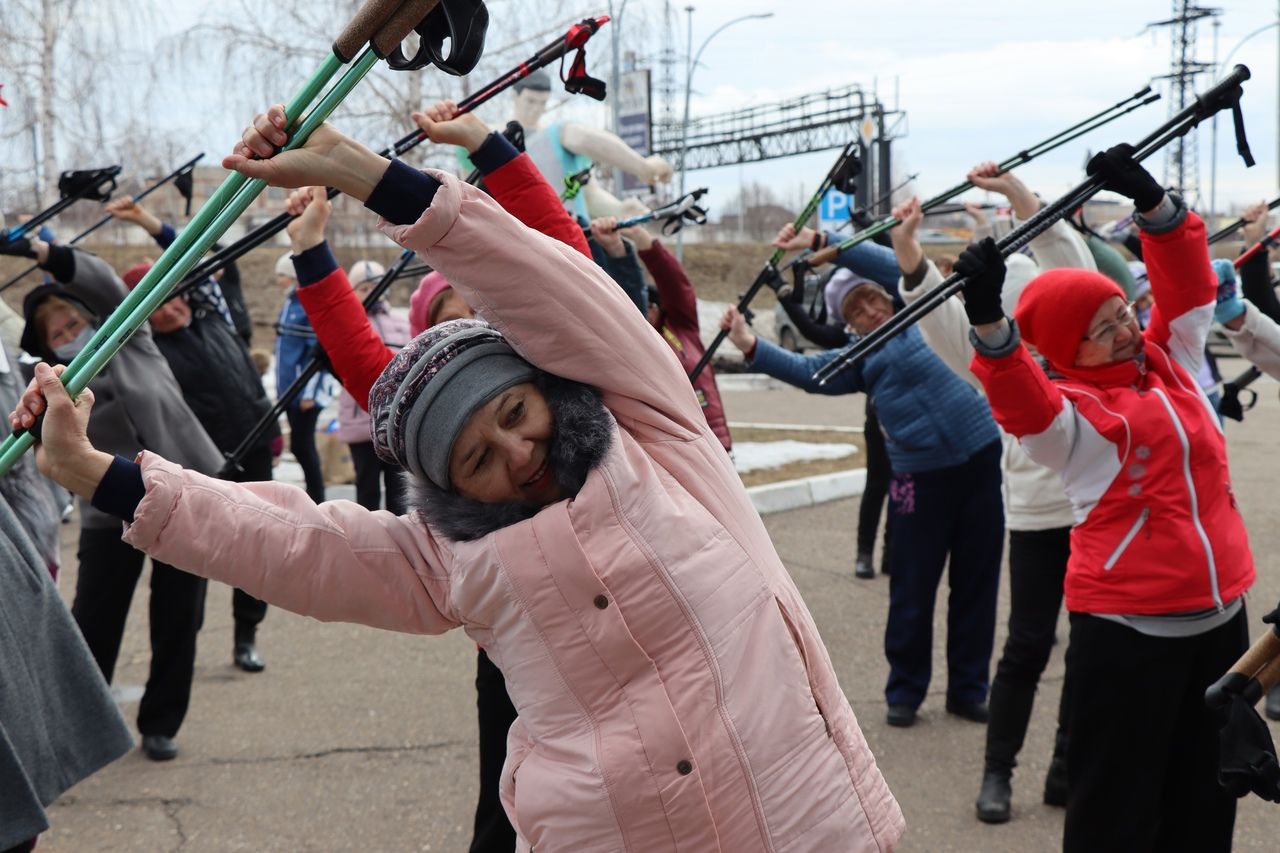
[[650, 83, 907, 216], [1147, 0, 1222, 204]]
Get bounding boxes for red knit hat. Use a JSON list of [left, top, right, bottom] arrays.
[[1014, 268, 1125, 370], [122, 262, 153, 290]]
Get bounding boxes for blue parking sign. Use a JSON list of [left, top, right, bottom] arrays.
[[819, 188, 851, 232]]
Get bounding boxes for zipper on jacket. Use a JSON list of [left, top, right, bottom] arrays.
[[1103, 508, 1149, 571], [1150, 387, 1225, 610]]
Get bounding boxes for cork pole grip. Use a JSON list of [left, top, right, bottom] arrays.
[[1229, 627, 1280, 680], [807, 243, 839, 267], [373, 0, 441, 58], [1256, 652, 1280, 694], [333, 0, 403, 62]]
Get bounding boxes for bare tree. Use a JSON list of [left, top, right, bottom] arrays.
[[0, 0, 166, 221], [722, 181, 790, 241]]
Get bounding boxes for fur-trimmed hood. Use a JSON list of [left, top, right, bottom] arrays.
[[406, 372, 614, 541]]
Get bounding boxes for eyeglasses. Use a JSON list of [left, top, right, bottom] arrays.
[[1083, 302, 1137, 346]]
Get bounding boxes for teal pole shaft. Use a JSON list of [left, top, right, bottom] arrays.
[[0, 50, 365, 475]]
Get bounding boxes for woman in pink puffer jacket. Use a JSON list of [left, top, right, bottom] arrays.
[[15, 106, 904, 852]]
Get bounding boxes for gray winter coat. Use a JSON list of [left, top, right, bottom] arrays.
[[22, 248, 223, 527], [0, 343, 133, 846]]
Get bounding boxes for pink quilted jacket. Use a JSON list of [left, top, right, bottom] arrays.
[[335, 304, 411, 444], [123, 171, 903, 852]]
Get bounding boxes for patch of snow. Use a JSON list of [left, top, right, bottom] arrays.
[[733, 440, 858, 474]]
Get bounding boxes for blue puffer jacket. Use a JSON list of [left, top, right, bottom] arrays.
[[749, 327, 999, 473], [275, 288, 335, 411]]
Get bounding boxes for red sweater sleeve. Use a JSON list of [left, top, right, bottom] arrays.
[[484, 153, 591, 259], [638, 239, 698, 334], [296, 269, 395, 409]]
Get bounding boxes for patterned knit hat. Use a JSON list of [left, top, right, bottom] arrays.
[[368, 319, 539, 489]]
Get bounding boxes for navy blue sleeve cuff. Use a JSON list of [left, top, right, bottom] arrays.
[[293, 240, 339, 287], [91, 454, 146, 523], [364, 159, 441, 226], [156, 223, 177, 249], [470, 131, 520, 175]]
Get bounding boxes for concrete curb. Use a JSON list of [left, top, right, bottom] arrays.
[[746, 468, 867, 516], [716, 373, 787, 392]]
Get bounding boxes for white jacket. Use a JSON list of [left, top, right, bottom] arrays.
[[1220, 301, 1280, 380], [899, 220, 1088, 531]]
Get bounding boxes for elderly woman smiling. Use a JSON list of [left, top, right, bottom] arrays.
[[12, 105, 903, 852]]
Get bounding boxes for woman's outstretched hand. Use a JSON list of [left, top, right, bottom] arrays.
[[9, 362, 113, 496], [221, 104, 390, 202]]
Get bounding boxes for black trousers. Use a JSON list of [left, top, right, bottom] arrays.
[[223, 445, 272, 634], [858, 401, 891, 559], [349, 439, 409, 515], [985, 526, 1072, 775], [883, 441, 1004, 707], [286, 404, 325, 503], [1063, 609, 1246, 853], [72, 527, 207, 738], [471, 648, 518, 853]]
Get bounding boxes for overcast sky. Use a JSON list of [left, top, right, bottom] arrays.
[[5, 0, 1278, 218]]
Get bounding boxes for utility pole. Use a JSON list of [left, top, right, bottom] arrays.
[[1147, 0, 1221, 205]]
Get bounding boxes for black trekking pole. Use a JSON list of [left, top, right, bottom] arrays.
[[1219, 366, 1263, 422], [688, 140, 861, 382], [220, 247, 419, 476], [1208, 196, 1280, 244], [812, 66, 1254, 386], [831, 174, 919, 232], [0, 165, 123, 248], [170, 16, 612, 302], [803, 85, 1161, 269], [0, 154, 204, 294]]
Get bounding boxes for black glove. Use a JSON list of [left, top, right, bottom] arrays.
[[0, 234, 37, 259], [1086, 144, 1166, 212], [1208, 677, 1280, 803], [954, 237, 1006, 326]]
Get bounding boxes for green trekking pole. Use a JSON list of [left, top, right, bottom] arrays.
[[0, 0, 443, 474]]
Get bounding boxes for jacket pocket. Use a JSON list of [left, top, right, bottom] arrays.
[[774, 597, 831, 737], [1103, 507, 1149, 571]]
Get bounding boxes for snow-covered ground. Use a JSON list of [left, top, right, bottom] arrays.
[[731, 440, 858, 474]]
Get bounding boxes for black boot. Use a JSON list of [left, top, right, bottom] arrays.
[[1267, 684, 1280, 722], [985, 680, 1035, 762], [975, 770, 1012, 824], [854, 551, 876, 580], [1043, 727, 1069, 807], [233, 623, 265, 673]]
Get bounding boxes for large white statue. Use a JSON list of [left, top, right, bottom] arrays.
[[510, 70, 673, 219]]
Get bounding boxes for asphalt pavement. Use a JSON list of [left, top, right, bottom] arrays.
[[38, 379, 1280, 851]]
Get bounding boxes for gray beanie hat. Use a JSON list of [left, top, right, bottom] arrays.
[[367, 319, 539, 489]]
